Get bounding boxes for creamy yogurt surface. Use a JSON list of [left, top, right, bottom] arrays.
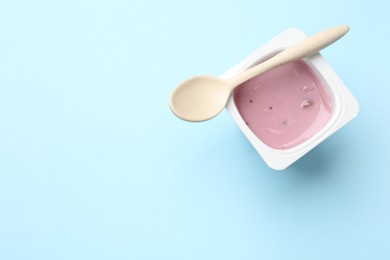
[[234, 60, 333, 150]]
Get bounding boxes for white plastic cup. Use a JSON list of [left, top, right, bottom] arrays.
[[222, 28, 359, 170]]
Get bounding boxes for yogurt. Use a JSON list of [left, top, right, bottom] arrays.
[[233, 60, 333, 149]]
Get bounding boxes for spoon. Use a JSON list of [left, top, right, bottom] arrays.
[[169, 25, 350, 122]]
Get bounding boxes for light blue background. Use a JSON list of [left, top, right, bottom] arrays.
[[0, 0, 389, 259]]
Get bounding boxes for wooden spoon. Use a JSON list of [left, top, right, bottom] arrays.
[[169, 25, 349, 122]]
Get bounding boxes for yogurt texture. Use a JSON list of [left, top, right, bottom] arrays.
[[233, 60, 333, 150]]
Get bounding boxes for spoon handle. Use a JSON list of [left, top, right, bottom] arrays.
[[229, 25, 350, 89]]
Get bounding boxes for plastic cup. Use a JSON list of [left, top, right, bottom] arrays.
[[222, 28, 359, 170]]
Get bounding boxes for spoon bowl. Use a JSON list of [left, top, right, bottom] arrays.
[[169, 75, 232, 122]]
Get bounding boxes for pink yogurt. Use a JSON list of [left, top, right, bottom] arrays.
[[234, 60, 333, 150]]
